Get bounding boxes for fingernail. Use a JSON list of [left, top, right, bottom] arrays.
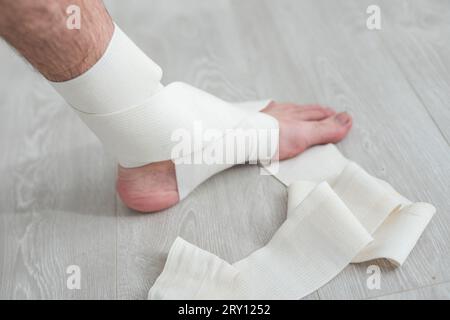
[[335, 112, 351, 125]]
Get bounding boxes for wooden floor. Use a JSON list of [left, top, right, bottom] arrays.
[[0, 0, 449, 300]]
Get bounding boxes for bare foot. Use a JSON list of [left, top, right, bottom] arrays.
[[261, 102, 352, 160], [116, 102, 352, 212]]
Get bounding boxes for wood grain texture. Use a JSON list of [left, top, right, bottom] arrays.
[[373, 282, 450, 300], [0, 0, 449, 300], [0, 42, 117, 299], [377, 0, 450, 143]]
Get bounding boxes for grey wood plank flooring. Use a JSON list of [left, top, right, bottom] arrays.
[[0, 43, 117, 299], [372, 281, 450, 300], [0, 0, 448, 300], [378, 0, 450, 143]]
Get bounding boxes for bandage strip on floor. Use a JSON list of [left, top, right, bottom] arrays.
[[51, 24, 279, 200], [148, 145, 435, 299]]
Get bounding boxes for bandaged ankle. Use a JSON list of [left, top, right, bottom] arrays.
[[51, 24, 163, 114], [50, 23, 279, 199], [148, 144, 435, 300]]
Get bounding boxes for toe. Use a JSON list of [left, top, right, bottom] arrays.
[[304, 112, 352, 147], [297, 108, 336, 121], [296, 104, 336, 114]]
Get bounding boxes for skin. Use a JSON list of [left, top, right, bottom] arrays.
[[0, 0, 114, 81], [0, 0, 352, 213]]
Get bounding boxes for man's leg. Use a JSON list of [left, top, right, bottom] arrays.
[[0, 0, 113, 81], [0, 0, 352, 212]]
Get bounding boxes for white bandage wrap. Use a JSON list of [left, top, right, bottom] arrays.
[[52, 24, 164, 114], [148, 144, 435, 300], [50, 24, 279, 199]]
